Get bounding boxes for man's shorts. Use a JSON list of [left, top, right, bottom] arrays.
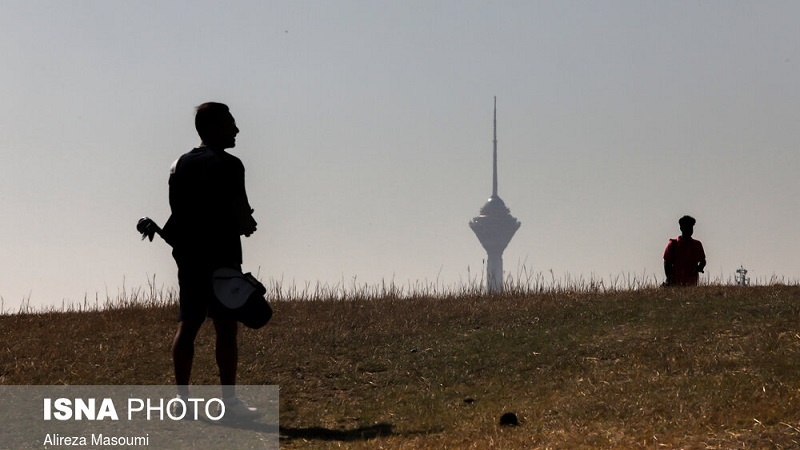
[[176, 263, 240, 322]]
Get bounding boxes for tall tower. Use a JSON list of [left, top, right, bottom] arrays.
[[469, 97, 521, 293]]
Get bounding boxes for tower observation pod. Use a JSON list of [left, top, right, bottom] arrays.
[[469, 97, 521, 293]]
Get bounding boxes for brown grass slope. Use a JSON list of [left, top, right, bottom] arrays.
[[3, 286, 800, 449]]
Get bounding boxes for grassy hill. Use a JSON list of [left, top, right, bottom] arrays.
[[3, 285, 800, 448]]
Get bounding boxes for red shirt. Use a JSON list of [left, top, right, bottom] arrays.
[[663, 236, 706, 286]]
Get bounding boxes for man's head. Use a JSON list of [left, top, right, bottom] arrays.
[[679, 215, 696, 238], [195, 102, 239, 149]]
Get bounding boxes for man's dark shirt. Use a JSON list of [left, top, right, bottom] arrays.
[[663, 235, 706, 286], [162, 147, 251, 267]]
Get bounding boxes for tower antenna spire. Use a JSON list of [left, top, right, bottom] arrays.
[[492, 96, 498, 197]]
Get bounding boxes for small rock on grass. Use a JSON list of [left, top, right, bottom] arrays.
[[499, 412, 519, 426]]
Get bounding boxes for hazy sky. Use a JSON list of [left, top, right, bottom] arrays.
[[2, 1, 799, 310]]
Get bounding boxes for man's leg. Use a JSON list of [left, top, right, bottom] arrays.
[[172, 319, 204, 398], [213, 318, 238, 399], [213, 318, 259, 419]]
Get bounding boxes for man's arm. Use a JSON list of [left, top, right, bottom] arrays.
[[697, 242, 706, 273], [663, 240, 675, 285], [230, 158, 257, 237], [663, 260, 673, 286]]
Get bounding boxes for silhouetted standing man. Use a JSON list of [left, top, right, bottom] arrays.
[[161, 102, 259, 417], [663, 215, 706, 286]]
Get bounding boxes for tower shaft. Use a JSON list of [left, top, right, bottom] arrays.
[[487, 249, 503, 293]]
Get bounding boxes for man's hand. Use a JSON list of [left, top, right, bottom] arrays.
[[697, 261, 706, 274], [136, 217, 161, 242], [241, 209, 257, 237]]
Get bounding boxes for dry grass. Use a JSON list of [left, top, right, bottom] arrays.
[[2, 285, 800, 448]]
